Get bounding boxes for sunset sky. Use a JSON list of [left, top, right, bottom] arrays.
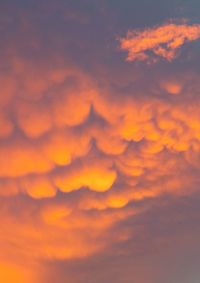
[[1, 1, 200, 282]]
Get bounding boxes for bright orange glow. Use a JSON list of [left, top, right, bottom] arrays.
[[0, 262, 33, 283], [53, 159, 116, 192]]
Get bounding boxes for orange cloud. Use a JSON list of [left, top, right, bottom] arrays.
[[1, 45, 200, 283], [53, 157, 117, 193], [1, 1, 200, 282], [120, 21, 200, 62]]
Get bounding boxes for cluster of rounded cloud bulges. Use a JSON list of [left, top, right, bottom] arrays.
[[1, 50, 200, 270]]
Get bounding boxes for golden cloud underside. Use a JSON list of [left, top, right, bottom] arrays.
[[0, 50, 200, 280]]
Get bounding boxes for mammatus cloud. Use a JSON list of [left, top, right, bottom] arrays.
[[1, 4, 200, 282], [1, 54, 200, 271], [120, 21, 200, 62]]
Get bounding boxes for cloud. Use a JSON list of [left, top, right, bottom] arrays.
[[0, 3, 200, 282], [1, 54, 200, 269], [120, 20, 200, 62]]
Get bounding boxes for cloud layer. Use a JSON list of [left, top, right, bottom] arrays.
[[1, 54, 200, 266], [1, 2, 200, 282]]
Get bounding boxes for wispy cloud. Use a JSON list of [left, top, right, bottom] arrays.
[[120, 20, 200, 62]]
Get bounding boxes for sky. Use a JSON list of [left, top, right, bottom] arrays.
[[1, 0, 200, 282]]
